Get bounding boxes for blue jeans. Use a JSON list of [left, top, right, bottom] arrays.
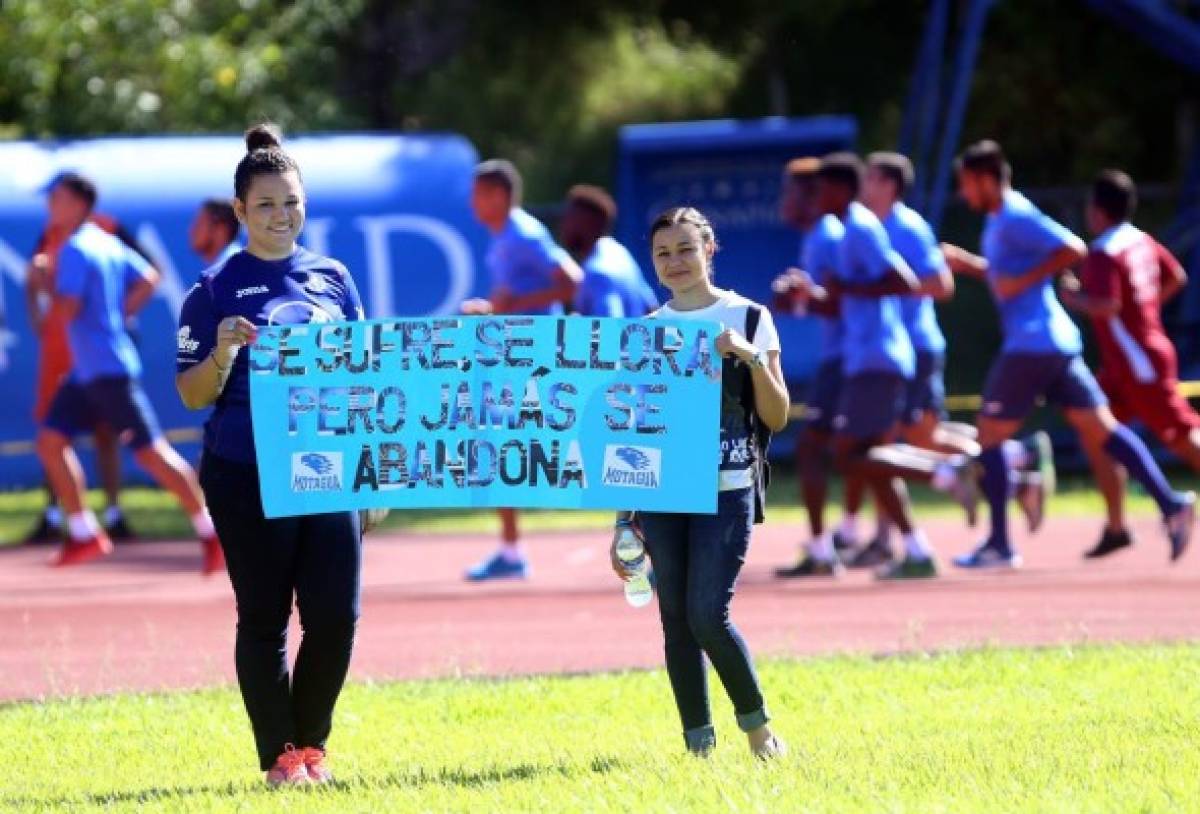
[[639, 487, 769, 751]]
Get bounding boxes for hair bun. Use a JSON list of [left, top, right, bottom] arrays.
[[244, 123, 283, 153]]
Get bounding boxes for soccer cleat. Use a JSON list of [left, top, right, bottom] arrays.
[[266, 744, 311, 788], [201, 535, 225, 576], [1166, 492, 1196, 563], [846, 534, 895, 569], [1082, 528, 1133, 560], [831, 531, 858, 555], [948, 460, 980, 528], [104, 515, 138, 542], [301, 747, 334, 784], [1027, 431, 1057, 496], [876, 556, 938, 580], [23, 514, 63, 546], [774, 554, 843, 578], [953, 541, 1022, 571], [465, 551, 529, 582], [1014, 474, 1046, 534], [50, 533, 113, 567]]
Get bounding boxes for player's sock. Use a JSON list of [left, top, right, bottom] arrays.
[[978, 447, 1012, 555], [902, 530, 933, 560], [499, 543, 525, 563], [45, 505, 64, 528], [1001, 440, 1031, 470], [66, 511, 101, 542], [837, 514, 859, 546], [190, 509, 216, 539], [1103, 425, 1185, 516], [808, 532, 835, 562], [103, 505, 124, 526]]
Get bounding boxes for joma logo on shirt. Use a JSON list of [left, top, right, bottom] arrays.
[[291, 452, 344, 493], [236, 285, 270, 299], [176, 326, 200, 354]]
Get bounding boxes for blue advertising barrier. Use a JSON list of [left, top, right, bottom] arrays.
[[248, 316, 721, 518], [0, 133, 491, 488]]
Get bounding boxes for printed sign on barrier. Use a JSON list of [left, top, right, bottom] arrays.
[[248, 316, 721, 518]]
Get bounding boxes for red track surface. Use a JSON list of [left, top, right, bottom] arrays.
[[1, 513, 1197, 702]]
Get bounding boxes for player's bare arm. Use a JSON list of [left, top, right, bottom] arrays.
[[990, 239, 1086, 301]]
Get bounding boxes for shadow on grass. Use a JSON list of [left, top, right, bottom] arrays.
[[0, 755, 627, 809]]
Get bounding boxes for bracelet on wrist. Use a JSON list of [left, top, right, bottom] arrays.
[[210, 351, 229, 373], [615, 518, 633, 528]]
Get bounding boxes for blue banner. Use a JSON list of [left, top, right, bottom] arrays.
[[248, 316, 721, 518]]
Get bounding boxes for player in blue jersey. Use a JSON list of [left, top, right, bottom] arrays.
[[461, 160, 584, 581], [771, 157, 863, 577], [943, 140, 1194, 568], [559, 184, 657, 318], [177, 124, 374, 787], [34, 174, 221, 572]]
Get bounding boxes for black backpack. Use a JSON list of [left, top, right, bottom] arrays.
[[736, 304, 773, 524]]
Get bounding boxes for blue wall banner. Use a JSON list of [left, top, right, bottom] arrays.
[[248, 316, 721, 518]]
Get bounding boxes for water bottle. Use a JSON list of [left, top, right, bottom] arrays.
[[615, 523, 654, 608]]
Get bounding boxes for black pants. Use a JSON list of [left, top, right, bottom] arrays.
[[200, 452, 362, 770]]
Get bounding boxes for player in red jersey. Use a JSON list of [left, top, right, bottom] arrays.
[[1060, 170, 1200, 558]]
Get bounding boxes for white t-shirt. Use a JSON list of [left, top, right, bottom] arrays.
[[655, 289, 781, 491]]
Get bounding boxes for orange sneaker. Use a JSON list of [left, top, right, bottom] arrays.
[[201, 535, 225, 576], [265, 744, 311, 788], [51, 533, 113, 567], [302, 747, 334, 783]]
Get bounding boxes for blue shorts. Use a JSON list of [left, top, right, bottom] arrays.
[[903, 351, 947, 425], [981, 353, 1107, 421], [43, 376, 162, 450], [802, 357, 843, 434], [834, 372, 907, 440]]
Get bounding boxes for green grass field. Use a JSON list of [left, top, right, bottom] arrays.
[[3, 468, 1196, 545], [3, 645, 1198, 812]]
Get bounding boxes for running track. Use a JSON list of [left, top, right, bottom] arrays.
[[1, 513, 1196, 702]]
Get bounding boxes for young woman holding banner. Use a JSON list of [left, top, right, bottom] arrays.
[[611, 207, 789, 758], [176, 123, 377, 787]]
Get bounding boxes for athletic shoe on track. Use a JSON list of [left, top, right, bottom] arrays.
[[1082, 528, 1133, 560], [953, 542, 1022, 570], [23, 514, 63, 545], [465, 551, 529, 582], [832, 530, 858, 555], [774, 554, 843, 578], [1166, 492, 1196, 563], [876, 556, 938, 580], [846, 534, 895, 569], [104, 516, 138, 542], [302, 747, 334, 783], [50, 533, 113, 567], [202, 535, 225, 576], [266, 744, 311, 788]]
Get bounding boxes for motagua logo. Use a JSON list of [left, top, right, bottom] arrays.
[[601, 445, 662, 489], [291, 452, 344, 493]]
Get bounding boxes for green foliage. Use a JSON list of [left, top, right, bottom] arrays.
[[3, 645, 1200, 811]]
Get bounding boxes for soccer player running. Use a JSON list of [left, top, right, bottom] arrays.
[[770, 157, 858, 577], [611, 207, 786, 758], [34, 173, 221, 572], [460, 160, 584, 581], [1060, 169, 1200, 558], [943, 141, 1195, 568], [24, 174, 143, 544], [559, 184, 657, 318], [177, 124, 373, 786]]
